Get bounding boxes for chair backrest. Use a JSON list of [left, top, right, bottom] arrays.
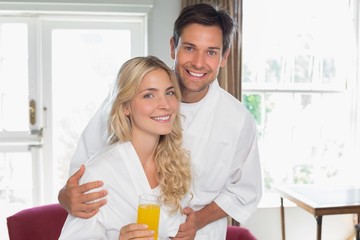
[[7, 203, 255, 240], [7, 203, 68, 240], [226, 225, 257, 240]]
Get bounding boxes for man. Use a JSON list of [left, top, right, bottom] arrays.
[[58, 3, 262, 239]]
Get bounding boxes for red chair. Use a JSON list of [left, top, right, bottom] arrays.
[[6, 203, 68, 240], [226, 225, 257, 240], [7, 203, 256, 240]]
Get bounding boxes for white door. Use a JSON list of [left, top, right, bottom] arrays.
[[0, 18, 43, 237], [40, 14, 145, 203]]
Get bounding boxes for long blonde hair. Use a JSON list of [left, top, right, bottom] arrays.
[[106, 56, 191, 213]]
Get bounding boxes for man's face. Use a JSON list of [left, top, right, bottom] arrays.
[[171, 23, 229, 103]]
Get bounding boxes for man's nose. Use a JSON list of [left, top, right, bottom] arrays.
[[191, 52, 206, 69]]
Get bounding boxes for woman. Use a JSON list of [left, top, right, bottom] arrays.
[[59, 56, 192, 240]]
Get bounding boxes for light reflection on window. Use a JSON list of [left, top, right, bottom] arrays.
[[0, 23, 29, 131], [242, 0, 355, 191]]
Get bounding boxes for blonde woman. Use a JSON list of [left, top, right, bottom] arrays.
[[59, 56, 192, 240]]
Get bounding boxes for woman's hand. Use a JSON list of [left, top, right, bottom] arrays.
[[119, 223, 155, 240]]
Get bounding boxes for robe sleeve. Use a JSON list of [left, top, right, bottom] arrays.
[[69, 98, 108, 175], [214, 115, 263, 224], [59, 172, 108, 239], [59, 214, 107, 240]]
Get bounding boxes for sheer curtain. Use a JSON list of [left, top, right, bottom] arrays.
[[181, 0, 242, 100]]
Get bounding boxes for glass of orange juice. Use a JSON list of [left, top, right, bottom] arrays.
[[137, 194, 161, 240]]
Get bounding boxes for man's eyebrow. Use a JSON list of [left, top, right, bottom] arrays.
[[182, 42, 196, 47], [182, 42, 220, 51], [208, 46, 221, 51]]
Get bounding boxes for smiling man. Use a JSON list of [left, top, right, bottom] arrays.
[[171, 23, 226, 103], [58, 3, 263, 240]]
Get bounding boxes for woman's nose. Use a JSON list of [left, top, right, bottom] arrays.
[[157, 95, 170, 109]]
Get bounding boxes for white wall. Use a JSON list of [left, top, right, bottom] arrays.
[[244, 204, 356, 240], [148, 0, 181, 66]]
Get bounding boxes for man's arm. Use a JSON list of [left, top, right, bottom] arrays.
[[58, 165, 108, 219], [172, 202, 227, 240], [193, 202, 227, 229]]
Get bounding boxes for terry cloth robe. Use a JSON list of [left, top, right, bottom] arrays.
[[70, 98, 109, 171], [181, 80, 263, 239], [60, 142, 187, 240]]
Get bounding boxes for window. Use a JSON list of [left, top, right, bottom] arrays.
[[242, 0, 357, 197]]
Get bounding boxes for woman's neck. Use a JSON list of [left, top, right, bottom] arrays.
[[131, 133, 159, 188]]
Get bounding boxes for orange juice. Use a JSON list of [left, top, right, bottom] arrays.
[[137, 194, 160, 240]]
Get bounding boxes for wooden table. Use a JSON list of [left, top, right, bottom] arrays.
[[276, 185, 360, 240]]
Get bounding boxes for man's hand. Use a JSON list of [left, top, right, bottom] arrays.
[[171, 207, 197, 240], [171, 202, 228, 239], [58, 165, 108, 219]]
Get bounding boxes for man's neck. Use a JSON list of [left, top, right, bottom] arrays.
[[181, 86, 209, 103]]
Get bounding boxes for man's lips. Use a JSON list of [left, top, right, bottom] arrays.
[[188, 70, 206, 77]]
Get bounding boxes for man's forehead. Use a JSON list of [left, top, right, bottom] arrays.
[[179, 24, 223, 50]]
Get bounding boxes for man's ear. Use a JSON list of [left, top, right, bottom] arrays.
[[220, 48, 231, 67], [170, 37, 176, 60]]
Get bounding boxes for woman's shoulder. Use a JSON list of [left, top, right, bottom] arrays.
[[85, 141, 131, 167]]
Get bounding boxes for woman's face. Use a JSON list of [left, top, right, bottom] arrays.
[[125, 68, 179, 139]]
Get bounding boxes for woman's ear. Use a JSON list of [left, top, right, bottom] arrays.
[[123, 104, 130, 116]]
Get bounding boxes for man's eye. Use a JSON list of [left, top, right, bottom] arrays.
[[185, 46, 193, 52], [208, 50, 217, 56]]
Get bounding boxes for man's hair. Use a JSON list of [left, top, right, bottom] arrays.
[[173, 2, 237, 55]]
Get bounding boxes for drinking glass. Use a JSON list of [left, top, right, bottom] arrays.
[[137, 194, 160, 240]]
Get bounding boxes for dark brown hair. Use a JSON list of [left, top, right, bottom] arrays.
[[173, 3, 237, 55]]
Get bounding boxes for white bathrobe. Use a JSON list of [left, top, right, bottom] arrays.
[[181, 81, 262, 239], [60, 142, 187, 240], [68, 80, 262, 240]]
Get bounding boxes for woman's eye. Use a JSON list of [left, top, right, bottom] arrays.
[[167, 90, 176, 96], [143, 93, 153, 98]]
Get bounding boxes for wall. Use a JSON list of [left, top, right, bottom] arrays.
[[148, 0, 181, 66], [244, 203, 355, 240]]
